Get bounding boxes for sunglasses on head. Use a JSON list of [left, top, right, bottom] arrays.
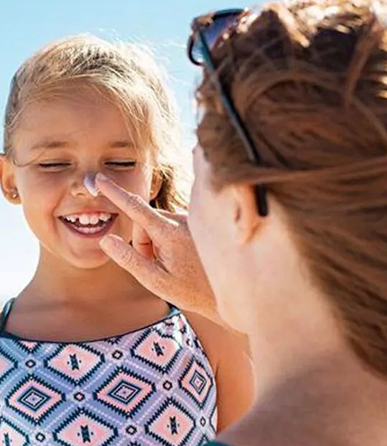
[[187, 8, 268, 217]]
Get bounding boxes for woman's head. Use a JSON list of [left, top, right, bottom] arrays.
[[190, 0, 387, 375], [0, 35, 187, 269]]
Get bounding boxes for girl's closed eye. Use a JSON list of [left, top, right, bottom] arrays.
[[38, 161, 72, 170], [104, 160, 137, 170], [37, 160, 137, 170]]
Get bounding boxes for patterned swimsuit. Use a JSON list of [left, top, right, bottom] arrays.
[[0, 299, 217, 446]]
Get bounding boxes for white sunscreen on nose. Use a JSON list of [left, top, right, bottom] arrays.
[[83, 172, 99, 197]]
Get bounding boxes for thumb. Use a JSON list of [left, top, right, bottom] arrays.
[[100, 234, 163, 290]]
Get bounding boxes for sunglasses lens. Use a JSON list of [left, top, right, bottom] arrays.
[[191, 13, 240, 65]]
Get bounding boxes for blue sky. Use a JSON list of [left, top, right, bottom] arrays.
[[0, 0, 252, 301]]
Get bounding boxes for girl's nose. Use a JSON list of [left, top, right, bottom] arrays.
[[70, 171, 99, 198], [83, 172, 99, 197]]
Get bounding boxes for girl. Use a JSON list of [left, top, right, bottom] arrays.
[[0, 35, 253, 446]]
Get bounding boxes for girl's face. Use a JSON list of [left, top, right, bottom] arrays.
[[0, 91, 156, 269]]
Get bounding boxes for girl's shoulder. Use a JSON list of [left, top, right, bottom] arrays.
[[182, 311, 250, 373], [183, 312, 254, 431]]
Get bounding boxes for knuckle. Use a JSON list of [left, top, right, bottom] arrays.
[[125, 193, 142, 213]]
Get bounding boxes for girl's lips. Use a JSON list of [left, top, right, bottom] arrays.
[[59, 214, 117, 239]]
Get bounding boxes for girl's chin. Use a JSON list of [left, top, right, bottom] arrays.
[[38, 241, 117, 271], [68, 254, 113, 270], [51, 248, 113, 270]]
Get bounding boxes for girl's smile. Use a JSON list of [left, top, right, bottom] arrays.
[[59, 210, 118, 237], [3, 89, 155, 269]]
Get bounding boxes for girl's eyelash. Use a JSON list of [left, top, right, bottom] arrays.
[[38, 161, 136, 168], [105, 161, 137, 166], [39, 162, 71, 168]]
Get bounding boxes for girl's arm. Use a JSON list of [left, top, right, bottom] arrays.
[[186, 312, 255, 432]]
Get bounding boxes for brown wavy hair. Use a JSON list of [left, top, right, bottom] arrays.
[[196, 0, 387, 376], [4, 35, 189, 211]]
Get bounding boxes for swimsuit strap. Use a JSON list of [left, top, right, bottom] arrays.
[[0, 298, 16, 333]]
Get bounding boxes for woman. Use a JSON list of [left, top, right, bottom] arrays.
[[97, 0, 387, 444]]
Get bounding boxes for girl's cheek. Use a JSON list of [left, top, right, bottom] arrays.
[[15, 170, 68, 197], [105, 168, 152, 192], [30, 170, 68, 186]]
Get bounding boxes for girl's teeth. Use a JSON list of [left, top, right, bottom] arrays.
[[76, 226, 106, 234], [99, 214, 111, 222], [79, 215, 90, 225], [89, 215, 99, 225], [63, 213, 112, 226]]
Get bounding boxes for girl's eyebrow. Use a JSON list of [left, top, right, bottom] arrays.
[[31, 139, 70, 151], [30, 139, 136, 151], [108, 140, 136, 150]]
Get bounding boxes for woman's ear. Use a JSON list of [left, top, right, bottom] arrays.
[[0, 153, 21, 204], [232, 184, 261, 244]]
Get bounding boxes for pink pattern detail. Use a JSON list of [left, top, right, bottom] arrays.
[[48, 345, 102, 381], [56, 412, 116, 445], [8, 378, 62, 422], [0, 419, 27, 445], [95, 370, 153, 415], [181, 360, 211, 405], [147, 401, 195, 445], [19, 341, 38, 352], [0, 355, 14, 376], [134, 331, 180, 369]]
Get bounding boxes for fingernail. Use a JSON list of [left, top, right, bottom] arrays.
[[100, 234, 114, 251], [96, 173, 109, 183]]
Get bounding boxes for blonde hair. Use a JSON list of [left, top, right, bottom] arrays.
[[197, 0, 387, 376], [4, 34, 188, 211]]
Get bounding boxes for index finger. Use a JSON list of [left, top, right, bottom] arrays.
[[96, 173, 170, 235]]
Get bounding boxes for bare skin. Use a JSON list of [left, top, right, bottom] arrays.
[[221, 352, 387, 446]]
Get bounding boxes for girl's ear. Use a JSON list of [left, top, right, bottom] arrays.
[[150, 169, 163, 201], [0, 154, 21, 204]]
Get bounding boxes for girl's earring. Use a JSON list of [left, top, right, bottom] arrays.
[[10, 190, 19, 199]]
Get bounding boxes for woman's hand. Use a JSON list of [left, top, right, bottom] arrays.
[[96, 174, 222, 324]]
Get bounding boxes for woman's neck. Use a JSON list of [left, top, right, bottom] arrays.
[[221, 255, 387, 445], [221, 347, 387, 446], [220, 279, 387, 446]]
